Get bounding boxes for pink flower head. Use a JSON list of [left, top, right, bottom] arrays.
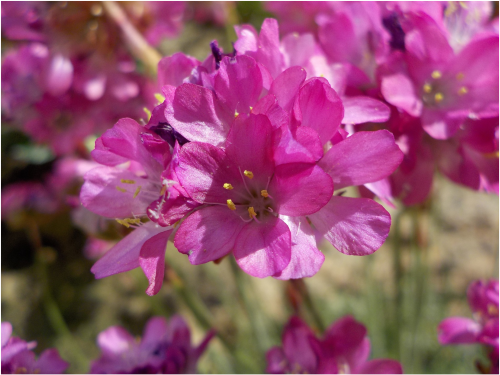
[[90, 316, 215, 374], [1, 322, 68, 374], [266, 316, 403, 374], [438, 279, 499, 373], [81, 118, 175, 295], [379, 13, 499, 139]]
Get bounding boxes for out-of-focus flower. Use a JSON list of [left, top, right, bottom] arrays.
[[266, 316, 403, 374], [438, 279, 499, 374], [1, 322, 69, 374], [90, 315, 215, 374]]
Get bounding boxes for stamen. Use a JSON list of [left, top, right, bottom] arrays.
[[456, 72, 465, 80], [249, 106, 253, 111], [238, 167, 252, 196], [133, 186, 141, 198], [423, 84, 432, 93], [243, 170, 254, 179], [458, 87, 468, 95], [154, 93, 165, 103], [431, 70, 442, 79], [120, 179, 135, 184], [116, 186, 127, 193], [116, 218, 141, 228], [434, 93, 444, 103], [248, 206, 257, 219], [143, 107, 152, 121], [234, 111, 239, 118], [223, 183, 234, 190], [261, 190, 269, 198], [160, 184, 167, 196], [266, 206, 274, 212], [227, 199, 236, 210]]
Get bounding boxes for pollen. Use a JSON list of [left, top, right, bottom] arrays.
[[116, 186, 127, 193], [458, 86, 468, 95], [243, 170, 254, 179], [154, 93, 165, 103], [227, 199, 236, 210], [234, 111, 239, 118], [223, 183, 234, 190], [434, 93, 444, 103], [160, 184, 167, 196], [133, 186, 141, 198], [261, 190, 269, 198], [248, 206, 257, 219], [143, 107, 152, 121], [116, 218, 141, 228], [431, 70, 442, 79], [423, 84, 432, 93], [456, 72, 465, 80], [120, 179, 135, 184]]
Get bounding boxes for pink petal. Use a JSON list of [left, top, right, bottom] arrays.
[[254, 18, 284, 78], [293, 78, 344, 145], [271, 163, 333, 216], [2, 322, 12, 347], [234, 218, 291, 278], [214, 55, 263, 115], [421, 110, 463, 140], [274, 216, 325, 280], [274, 125, 323, 166], [45, 54, 73, 96], [165, 83, 232, 147], [80, 167, 158, 218], [90, 223, 165, 279], [320, 130, 403, 190], [97, 326, 135, 355], [308, 196, 391, 256], [36, 349, 69, 374], [158, 52, 199, 87], [141, 317, 168, 347], [252, 94, 289, 129], [266, 347, 288, 374], [225, 113, 275, 182], [342, 96, 391, 124], [173, 206, 245, 265], [380, 73, 422, 117], [139, 229, 174, 296], [282, 317, 318, 374], [91, 138, 129, 166], [438, 317, 482, 345], [234, 24, 259, 54], [175, 142, 239, 204], [270, 66, 307, 112]]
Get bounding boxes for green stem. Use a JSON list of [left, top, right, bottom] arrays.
[[392, 210, 404, 360], [102, 1, 161, 75], [301, 281, 326, 333]]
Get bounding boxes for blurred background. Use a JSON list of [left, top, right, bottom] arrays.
[[2, 2, 498, 374]]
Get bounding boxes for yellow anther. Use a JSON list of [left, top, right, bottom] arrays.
[[434, 93, 444, 103], [116, 218, 141, 228], [243, 170, 254, 179], [90, 4, 103, 16], [248, 206, 257, 219], [458, 86, 468, 95], [234, 111, 239, 118], [160, 184, 167, 196], [223, 183, 234, 190], [116, 186, 127, 193], [484, 150, 500, 158], [249, 106, 253, 111], [456, 72, 465, 80], [120, 179, 135, 184], [431, 70, 442, 79], [143, 107, 152, 121], [227, 199, 236, 210], [423, 83, 432, 93], [261, 190, 269, 198], [154, 93, 165, 103], [133, 186, 141, 198]]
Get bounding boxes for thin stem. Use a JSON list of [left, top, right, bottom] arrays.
[[392, 210, 404, 360], [102, 1, 161, 75], [289, 279, 326, 333]]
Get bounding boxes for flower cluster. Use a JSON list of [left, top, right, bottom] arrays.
[[438, 279, 499, 374], [266, 315, 403, 374], [1, 322, 69, 374], [81, 29, 404, 294], [263, 2, 499, 204], [90, 316, 215, 374]]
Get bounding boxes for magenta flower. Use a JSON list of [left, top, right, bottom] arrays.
[[81, 118, 175, 295], [90, 316, 214, 374], [266, 316, 403, 374], [379, 13, 499, 139], [1, 322, 68, 374], [438, 279, 499, 373]]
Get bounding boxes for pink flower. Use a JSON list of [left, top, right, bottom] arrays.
[[266, 316, 403, 374], [90, 315, 214, 374], [1, 322, 68, 374], [438, 279, 499, 373]]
